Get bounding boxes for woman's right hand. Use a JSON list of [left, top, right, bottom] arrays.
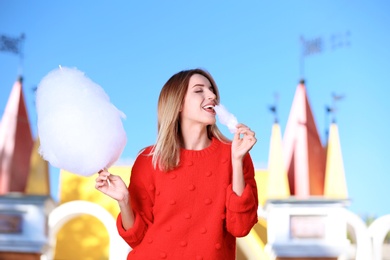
[[95, 169, 129, 204]]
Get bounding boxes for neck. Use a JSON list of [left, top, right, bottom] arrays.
[[180, 124, 211, 150]]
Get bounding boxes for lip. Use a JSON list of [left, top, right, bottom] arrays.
[[202, 102, 216, 115]]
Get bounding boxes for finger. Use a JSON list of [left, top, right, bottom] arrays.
[[247, 136, 257, 146], [95, 181, 105, 189], [236, 123, 249, 128], [105, 174, 113, 186], [96, 177, 108, 184], [233, 127, 242, 140], [248, 136, 257, 143], [245, 130, 256, 138], [238, 126, 255, 137], [236, 124, 249, 131], [237, 129, 254, 138], [107, 173, 120, 183], [98, 170, 111, 178]]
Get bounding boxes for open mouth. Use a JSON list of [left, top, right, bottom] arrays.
[[203, 105, 215, 113]]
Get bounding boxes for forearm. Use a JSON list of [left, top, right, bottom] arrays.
[[232, 158, 245, 196], [118, 193, 135, 230]]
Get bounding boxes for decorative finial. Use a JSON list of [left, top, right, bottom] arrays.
[[17, 75, 23, 84], [269, 92, 279, 123], [329, 92, 345, 123]]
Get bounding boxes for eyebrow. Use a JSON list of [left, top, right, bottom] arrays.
[[191, 83, 212, 88]]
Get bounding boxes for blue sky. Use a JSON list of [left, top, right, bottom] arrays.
[[1, 1, 389, 218]]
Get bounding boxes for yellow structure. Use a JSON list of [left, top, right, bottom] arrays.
[[54, 167, 130, 260], [324, 123, 348, 199], [266, 124, 290, 199], [26, 139, 50, 195]]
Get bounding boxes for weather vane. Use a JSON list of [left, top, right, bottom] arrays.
[[326, 92, 345, 124], [300, 35, 323, 79], [299, 30, 351, 79], [0, 33, 25, 74]]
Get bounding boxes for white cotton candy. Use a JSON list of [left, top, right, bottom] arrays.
[[214, 104, 238, 134], [36, 66, 127, 176]]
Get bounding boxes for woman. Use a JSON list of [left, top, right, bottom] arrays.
[[95, 68, 258, 259]]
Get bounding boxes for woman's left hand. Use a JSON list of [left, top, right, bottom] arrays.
[[231, 123, 257, 161]]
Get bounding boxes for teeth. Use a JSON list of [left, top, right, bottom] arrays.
[[203, 105, 214, 109]]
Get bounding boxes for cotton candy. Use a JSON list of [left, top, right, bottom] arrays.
[[36, 66, 127, 176], [214, 104, 238, 134]]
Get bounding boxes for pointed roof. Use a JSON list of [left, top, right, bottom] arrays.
[[324, 123, 348, 199], [282, 80, 326, 197], [266, 123, 290, 199], [0, 77, 34, 194]]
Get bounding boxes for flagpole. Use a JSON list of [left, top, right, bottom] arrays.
[[299, 35, 305, 80], [18, 34, 25, 77], [300, 51, 305, 80]]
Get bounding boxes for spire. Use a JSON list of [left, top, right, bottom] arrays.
[[282, 80, 326, 197], [0, 77, 33, 193], [324, 123, 348, 198], [266, 123, 290, 199]]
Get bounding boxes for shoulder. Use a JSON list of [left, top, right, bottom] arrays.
[[133, 145, 154, 169], [130, 145, 159, 183], [137, 145, 154, 156]]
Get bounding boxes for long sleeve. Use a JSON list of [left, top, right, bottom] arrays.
[[225, 153, 258, 237], [116, 150, 155, 248]]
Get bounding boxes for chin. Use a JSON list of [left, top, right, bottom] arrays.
[[206, 119, 216, 125]]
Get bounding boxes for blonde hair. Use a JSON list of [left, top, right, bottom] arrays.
[[152, 68, 229, 172]]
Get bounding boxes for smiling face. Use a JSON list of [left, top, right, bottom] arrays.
[[180, 73, 217, 129]]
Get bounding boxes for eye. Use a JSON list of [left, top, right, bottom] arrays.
[[209, 86, 215, 93], [194, 89, 203, 93]]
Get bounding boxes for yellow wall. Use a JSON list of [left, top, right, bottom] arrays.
[[255, 169, 269, 207], [54, 166, 130, 260], [54, 215, 110, 260]]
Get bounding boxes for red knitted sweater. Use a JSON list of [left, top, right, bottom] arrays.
[[116, 137, 258, 260]]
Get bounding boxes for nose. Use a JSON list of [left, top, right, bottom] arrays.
[[207, 89, 216, 100]]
